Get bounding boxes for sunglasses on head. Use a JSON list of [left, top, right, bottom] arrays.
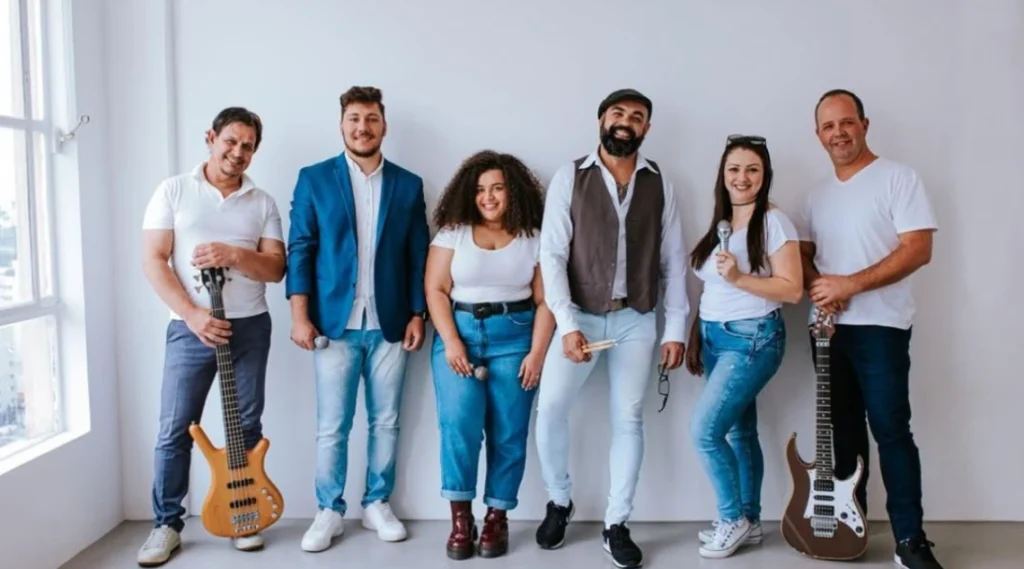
[[726, 134, 767, 146]]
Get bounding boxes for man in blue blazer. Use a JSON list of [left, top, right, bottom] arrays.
[[286, 86, 429, 552]]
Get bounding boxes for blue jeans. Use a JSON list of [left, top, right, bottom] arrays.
[[815, 324, 924, 543], [431, 305, 536, 510], [313, 323, 409, 514], [151, 311, 272, 532], [690, 310, 785, 523], [535, 308, 657, 526]]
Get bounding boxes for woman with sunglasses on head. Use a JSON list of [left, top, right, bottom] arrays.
[[683, 134, 803, 559]]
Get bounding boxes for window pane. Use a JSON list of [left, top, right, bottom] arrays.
[[0, 314, 60, 460], [0, 126, 36, 307], [0, 0, 27, 118]]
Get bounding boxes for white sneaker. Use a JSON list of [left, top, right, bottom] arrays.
[[699, 519, 762, 544], [301, 509, 345, 552], [137, 525, 181, 566], [699, 518, 752, 559], [362, 500, 408, 542], [233, 532, 264, 551]]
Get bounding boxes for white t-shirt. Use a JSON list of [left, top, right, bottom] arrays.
[[793, 157, 938, 329], [694, 208, 799, 322], [142, 163, 284, 320], [431, 224, 539, 304]]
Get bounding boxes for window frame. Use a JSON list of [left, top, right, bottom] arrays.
[[0, 0, 69, 462]]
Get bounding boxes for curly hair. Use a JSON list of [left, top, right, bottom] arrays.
[[433, 150, 545, 237]]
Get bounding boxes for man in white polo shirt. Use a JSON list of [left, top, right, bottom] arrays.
[[795, 89, 944, 569], [136, 107, 286, 567]]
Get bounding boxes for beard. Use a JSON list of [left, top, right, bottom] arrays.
[[344, 133, 381, 158], [600, 125, 644, 157]]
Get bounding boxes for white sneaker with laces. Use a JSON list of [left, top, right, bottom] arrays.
[[699, 519, 762, 544], [301, 509, 345, 552], [362, 500, 408, 542], [233, 532, 264, 551], [699, 518, 752, 559], [137, 525, 181, 566]]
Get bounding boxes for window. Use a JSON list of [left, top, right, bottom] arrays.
[[0, 0, 64, 461]]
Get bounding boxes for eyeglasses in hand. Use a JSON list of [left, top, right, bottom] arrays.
[[657, 364, 671, 413]]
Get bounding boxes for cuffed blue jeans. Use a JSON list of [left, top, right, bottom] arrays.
[[431, 306, 536, 510], [313, 323, 409, 515], [690, 309, 785, 524], [151, 311, 272, 532], [535, 308, 657, 527]]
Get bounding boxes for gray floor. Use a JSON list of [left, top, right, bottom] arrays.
[[61, 518, 1019, 568]]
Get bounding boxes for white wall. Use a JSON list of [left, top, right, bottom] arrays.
[[0, 1, 123, 568], [114, 0, 1024, 528]]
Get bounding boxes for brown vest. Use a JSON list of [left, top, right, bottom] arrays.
[[566, 155, 664, 314]]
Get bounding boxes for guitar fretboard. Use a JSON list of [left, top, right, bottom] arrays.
[[208, 277, 249, 471], [814, 336, 833, 477]]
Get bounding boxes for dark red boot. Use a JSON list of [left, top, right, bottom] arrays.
[[478, 507, 508, 558], [447, 501, 476, 560]]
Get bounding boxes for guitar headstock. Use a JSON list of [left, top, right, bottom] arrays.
[[195, 267, 228, 295], [810, 307, 835, 340]]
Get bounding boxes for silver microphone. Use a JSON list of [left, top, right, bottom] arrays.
[[716, 219, 732, 252]]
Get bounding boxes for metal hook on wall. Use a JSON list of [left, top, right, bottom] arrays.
[[53, 114, 90, 152]]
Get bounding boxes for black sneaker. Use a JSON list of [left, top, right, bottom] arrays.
[[602, 523, 643, 568], [535, 500, 574, 549], [895, 537, 944, 569]]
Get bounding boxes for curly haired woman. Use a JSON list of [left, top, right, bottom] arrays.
[[424, 150, 556, 560]]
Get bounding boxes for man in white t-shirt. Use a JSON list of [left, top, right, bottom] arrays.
[[795, 89, 944, 569], [136, 107, 286, 566]]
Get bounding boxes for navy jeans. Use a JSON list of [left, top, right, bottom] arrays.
[[151, 311, 271, 532], [811, 324, 925, 543], [431, 304, 536, 510]]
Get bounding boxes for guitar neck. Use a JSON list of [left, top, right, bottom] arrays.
[[814, 336, 833, 476], [209, 289, 249, 470]]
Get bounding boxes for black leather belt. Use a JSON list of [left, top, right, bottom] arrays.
[[453, 298, 533, 319]]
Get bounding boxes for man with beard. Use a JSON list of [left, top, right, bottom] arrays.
[[795, 89, 943, 569], [138, 107, 286, 566], [286, 86, 430, 552], [534, 88, 688, 568]]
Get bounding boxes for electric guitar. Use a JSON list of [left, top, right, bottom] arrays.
[[781, 308, 868, 560], [190, 266, 284, 538]]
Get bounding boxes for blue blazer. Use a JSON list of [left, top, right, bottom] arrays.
[[285, 153, 429, 344]]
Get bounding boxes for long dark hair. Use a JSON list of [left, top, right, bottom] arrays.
[[433, 150, 545, 237], [689, 137, 774, 274]]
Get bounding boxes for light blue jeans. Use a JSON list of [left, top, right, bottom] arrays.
[[431, 305, 536, 510], [313, 324, 409, 514], [535, 308, 657, 527], [690, 309, 785, 523]]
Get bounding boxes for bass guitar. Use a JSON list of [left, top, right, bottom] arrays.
[[190, 266, 284, 538], [781, 307, 867, 560]]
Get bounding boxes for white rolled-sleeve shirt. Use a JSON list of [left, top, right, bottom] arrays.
[[539, 150, 690, 345]]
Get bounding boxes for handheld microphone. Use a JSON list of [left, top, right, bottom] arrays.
[[716, 219, 732, 252], [314, 336, 329, 350]]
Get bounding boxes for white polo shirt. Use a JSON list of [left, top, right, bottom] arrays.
[[142, 163, 284, 320], [793, 157, 938, 329]]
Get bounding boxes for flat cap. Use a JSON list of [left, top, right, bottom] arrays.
[[598, 88, 653, 118]]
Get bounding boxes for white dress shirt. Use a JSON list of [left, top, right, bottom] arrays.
[[344, 151, 384, 330], [539, 149, 690, 345]]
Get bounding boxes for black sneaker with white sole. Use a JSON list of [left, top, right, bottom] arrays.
[[895, 537, 944, 569], [535, 500, 574, 549], [602, 523, 642, 568]]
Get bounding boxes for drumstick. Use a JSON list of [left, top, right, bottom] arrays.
[[582, 339, 616, 353]]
